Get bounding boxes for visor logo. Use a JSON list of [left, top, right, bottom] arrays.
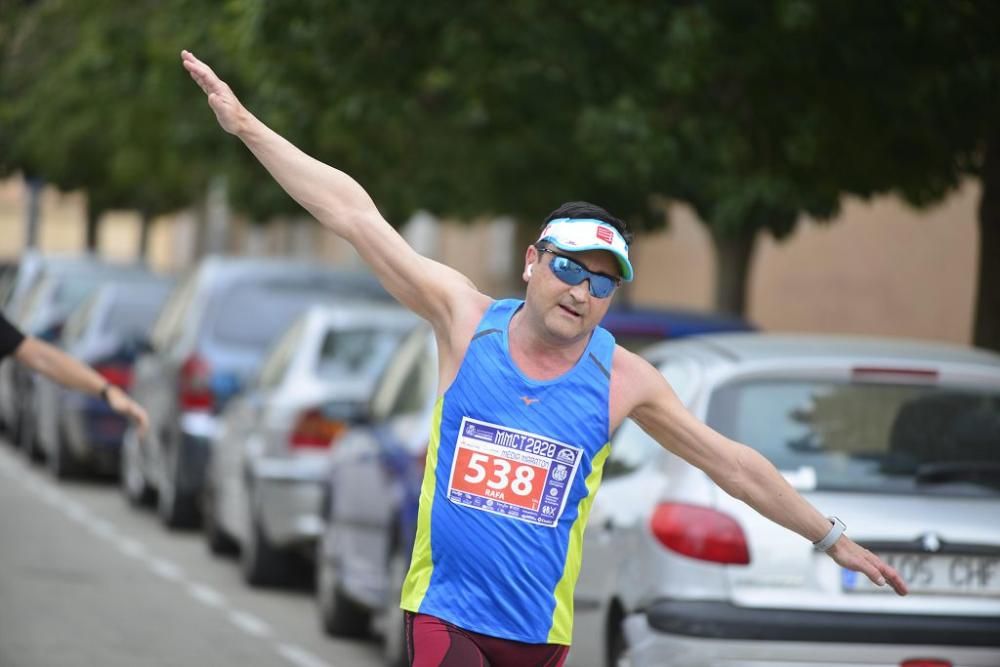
[[596, 226, 614, 245]]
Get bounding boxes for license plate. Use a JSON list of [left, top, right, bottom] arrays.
[[842, 553, 1000, 596]]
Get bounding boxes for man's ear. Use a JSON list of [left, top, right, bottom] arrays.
[[523, 245, 539, 283]]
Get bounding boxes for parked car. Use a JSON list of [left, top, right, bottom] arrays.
[[599, 304, 753, 352], [570, 333, 1000, 667], [317, 323, 437, 663], [0, 252, 108, 435], [204, 302, 417, 587], [33, 278, 175, 478], [316, 304, 754, 665], [120, 255, 391, 529], [2, 257, 152, 456]]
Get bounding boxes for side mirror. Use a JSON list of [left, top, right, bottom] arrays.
[[37, 322, 65, 343], [126, 335, 155, 356]]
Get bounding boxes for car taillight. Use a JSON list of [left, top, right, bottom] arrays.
[[901, 660, 952, 667], [96, 364, 133, 390], [179, 354, 213, 411], [650, 503, 751, 565], [289, 409, 347, 449]]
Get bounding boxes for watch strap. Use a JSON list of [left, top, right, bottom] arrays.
[[813, 516, 846, 552]]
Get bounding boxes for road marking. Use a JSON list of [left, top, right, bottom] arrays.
[[84, 516, 119, 540], [62, 500, 93, 523], [228, 610, 272, 638], [113, 536, 148, 560], [187, 582, 227, 609], [2, 443, 341, 667], [276, 643, 333, 667], [38, 486, 64, 507], [147, 557, 185, 582]]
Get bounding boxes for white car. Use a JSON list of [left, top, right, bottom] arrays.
[[571, 333, 1000, 667], [203, 302, 417, 586]]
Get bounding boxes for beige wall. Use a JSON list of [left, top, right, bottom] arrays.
[[0, 175, 981, 345], [617, 181, 978, 344]]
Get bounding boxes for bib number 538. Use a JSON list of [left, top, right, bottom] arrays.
[[463, 452, 535, 496], [451, 448, 548, 511]]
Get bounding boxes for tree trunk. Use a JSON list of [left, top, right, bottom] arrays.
[[709, 226, 758, 316], [137, 209, 152, 261], [84, 202, 100, 253], [23, 175, 43, 249], [973, 136, 1000, 352]]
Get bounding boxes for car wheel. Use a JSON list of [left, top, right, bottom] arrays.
[[241, 510, 289, 587], [607, 608, 631, 667], [48, 421, 81, 480], [382, 547, 409, 667], [202, 480, 238, 556], [158, 442, 198, 529], [121, 428, 154, 506], [316, 540, 370, 638], [18, 410, 43, 463]]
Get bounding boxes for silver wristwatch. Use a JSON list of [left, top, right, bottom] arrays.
[[813, 516, 846, 552]]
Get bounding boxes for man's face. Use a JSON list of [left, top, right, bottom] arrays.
[[523, 244, 621, 343]]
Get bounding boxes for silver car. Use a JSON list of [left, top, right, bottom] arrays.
[[121, 255, 390, 528], [34, 278, 174, 478], [205, 302, 417, 586], [5, 258, 153, 457], [571, 334, 1000, 667]]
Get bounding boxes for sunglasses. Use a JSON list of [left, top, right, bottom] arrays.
[[538, 248, 621, 298]]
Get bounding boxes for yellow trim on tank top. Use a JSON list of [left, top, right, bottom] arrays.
[[400, 396, 445, 612], [546, 441, 612, 645]]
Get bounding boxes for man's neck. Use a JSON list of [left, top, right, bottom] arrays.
[[508, 307, 592, 381]]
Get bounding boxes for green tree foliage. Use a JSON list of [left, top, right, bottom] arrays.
[[0, 0, 256, 247], [623, 0, 1000, 347], [3, 1, 998, 349]]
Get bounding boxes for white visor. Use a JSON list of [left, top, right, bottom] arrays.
[[537, 217, 633, 282]]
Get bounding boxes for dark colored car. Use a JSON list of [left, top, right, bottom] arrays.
[[34, 278, 175, 478], [317, 323, 435, 665], [599, 304, 754, 351], [316, 304, 753, 666], [120, 255, 391, 529], [1, 257, 153, 456]]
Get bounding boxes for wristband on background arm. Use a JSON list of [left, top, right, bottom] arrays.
[[813, 516, 846, 552], [100, 383, 113, 405]]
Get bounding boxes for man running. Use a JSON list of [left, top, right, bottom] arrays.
[[182, 50, 907, 667]]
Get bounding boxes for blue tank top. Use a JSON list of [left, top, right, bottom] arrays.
[[400, 299, 615, 645]]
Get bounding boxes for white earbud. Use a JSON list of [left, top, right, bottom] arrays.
[[526, 264, 533, 278]]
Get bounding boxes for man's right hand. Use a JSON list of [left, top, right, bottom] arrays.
[[181, 50, 246, 135]]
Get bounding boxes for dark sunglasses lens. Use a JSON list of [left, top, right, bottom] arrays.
[[550, 256, 587, 285], [588, 275, 616, 298], [550, 255, 617, 298]]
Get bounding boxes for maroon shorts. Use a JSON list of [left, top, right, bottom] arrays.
[[405, 612, 569, 667]]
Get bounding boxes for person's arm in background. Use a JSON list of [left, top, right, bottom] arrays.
[[13, 336, 149, 433]]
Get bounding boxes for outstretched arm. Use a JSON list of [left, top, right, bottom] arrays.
[[180, 50, 482, 328], [15, 337, 149, 433], [615, 349, 908, 596]]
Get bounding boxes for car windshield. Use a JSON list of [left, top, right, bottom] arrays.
[[208, 285, 335, 350], [316, 327, 407, 383], [100, 294, 168, 340], [707, 380, 1000, 497]]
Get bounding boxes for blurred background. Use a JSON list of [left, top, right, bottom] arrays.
[[2, 4, 1000, 667], [1, 0, 997, 349]]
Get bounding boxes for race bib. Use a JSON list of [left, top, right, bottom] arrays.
[[446, 416, 582, 527]]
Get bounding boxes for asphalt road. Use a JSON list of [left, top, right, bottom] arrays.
[[0, 439, 383, 667]]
